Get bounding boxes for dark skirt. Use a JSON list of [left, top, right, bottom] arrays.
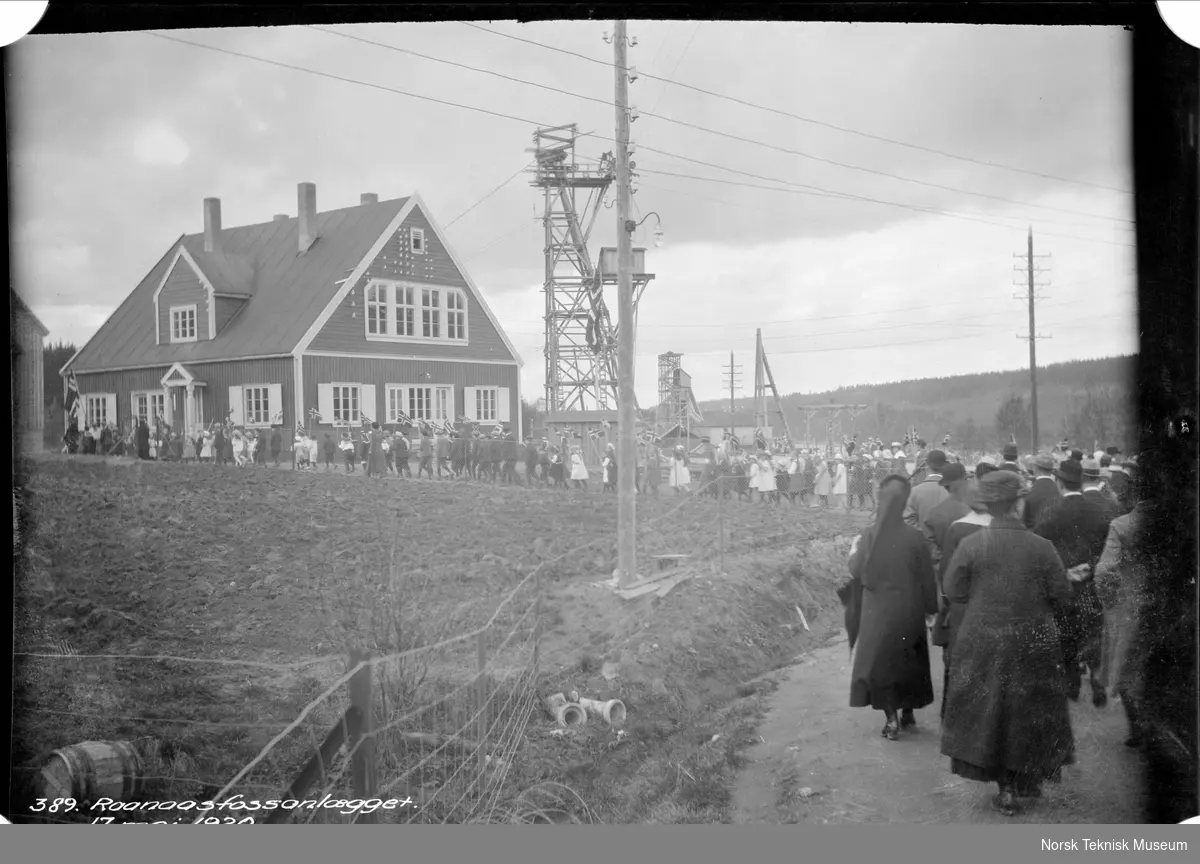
[[951, 756, 1070, 786]]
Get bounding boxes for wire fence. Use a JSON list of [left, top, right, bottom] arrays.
[[13, 454, 871, 825]]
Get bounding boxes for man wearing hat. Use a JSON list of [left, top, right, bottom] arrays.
[[904, 449, 949, 528], [1034, 458, 1113, 705], [1023, 453, 1062, 529], [1081, 458, 1120, 520], [1103, 446, 1132, 512], [923, 463, 973, 573], [999, 443, 1021, 474]]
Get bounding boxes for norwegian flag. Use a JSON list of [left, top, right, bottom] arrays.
[[65, 370, 82, 421], [271, 408, 284, 425], [394, 410, 413, 427], [588, 428, 601, 441], [492, 423, 505, 437]]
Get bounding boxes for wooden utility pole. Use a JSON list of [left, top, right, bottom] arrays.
[[614, 21, 637, 588], [1014, 227, 1051, 454], [753, 329, 768, 434], [723, 352, 741, 437]]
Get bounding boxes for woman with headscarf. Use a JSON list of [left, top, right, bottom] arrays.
[[840, 474, 938, 741], [668, 445, 690, 496], [940, 470, 1075, 815], [569, 446, 589, 490]]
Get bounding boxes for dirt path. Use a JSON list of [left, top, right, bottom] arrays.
[[734, 635, 1143, 823]]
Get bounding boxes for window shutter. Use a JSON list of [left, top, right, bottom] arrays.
[[163, 389, 174, 427], [229, 385, 244, 426], [497, 387, 511, 423], [361, 384, 377, 424], [131, 393, 139, 425], [106, 394, 118, 427], [78, 397, 86, 432], [462, 386, 477, 421], [317, 383, 334, 426], [267, 383, 283, 425]]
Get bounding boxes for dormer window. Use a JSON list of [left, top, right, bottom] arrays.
[[171, 304, 198, 343], [410, 227, 426, 254]]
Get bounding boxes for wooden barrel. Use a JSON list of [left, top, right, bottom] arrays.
[[39, 741, 144, 804]]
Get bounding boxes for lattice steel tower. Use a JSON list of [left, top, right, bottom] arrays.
[[656, 351, 703, 440], [529, 125, 619, 413]]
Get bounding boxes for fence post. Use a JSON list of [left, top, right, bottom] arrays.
[[348, 649, 378, 823], [476, 631, 487, 777], [718, 478, 726, 573]]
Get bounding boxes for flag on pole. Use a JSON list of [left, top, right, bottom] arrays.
[[65, 370, 82, 421], [271, 408, 284, 425]]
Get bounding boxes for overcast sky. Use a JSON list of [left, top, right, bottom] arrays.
[[9, 20, 1137, 405]]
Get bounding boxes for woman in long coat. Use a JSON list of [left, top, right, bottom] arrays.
[[842, 474, 938, 741], [940, 470, 1075, 815], [135, 419, 151, 460], [367, 422, 389, 478], [832, 458, 849, 509]]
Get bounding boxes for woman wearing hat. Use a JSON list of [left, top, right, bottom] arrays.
[[813, 455, 832, 508], [841, 473, 938, 741], [940, 470, 1075, 815]]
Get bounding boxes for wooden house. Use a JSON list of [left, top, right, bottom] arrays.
[[59, 184, 523, 446], [11, 287, 50, 455]]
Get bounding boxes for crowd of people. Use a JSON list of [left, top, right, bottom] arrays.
[[65, 418, 289, 467], [837, 439, 1146, 816]]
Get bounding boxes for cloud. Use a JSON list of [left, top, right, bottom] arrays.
[[132, 123, 191, 166]]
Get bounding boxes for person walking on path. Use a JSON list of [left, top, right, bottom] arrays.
[[1093, 484, 1150, 748], [904, 449, 949, 528], [931, 462, 997, 719], [940, 470, 1076, 816], [1033, 458, 1115, 706], [841, 474, 938, 742]]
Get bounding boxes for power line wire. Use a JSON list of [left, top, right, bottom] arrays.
[[647, 22, 701, 116], [460, 21, 1133, 196], [312, 24, 1130, 227], [631, 166, 1137, 248], [445, 162, 533, 228]]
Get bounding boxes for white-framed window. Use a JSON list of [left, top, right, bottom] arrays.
[[85, 395, 109, 427], [171, 304, 197, 342], [363, 280, 422, 339], [333, 384, 360, 425], [410, 227, 425, 254], [244, 385, 272, 425], [387, 385, 452, 423], [132, 391, 166, 426], [475, 387, 498, 423], [366, 283, 389, 336], [421, 289, 440, 338], [446, 290, 466, 340]]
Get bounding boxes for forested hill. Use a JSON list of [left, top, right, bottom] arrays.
[[696, 355, 1137, 452]]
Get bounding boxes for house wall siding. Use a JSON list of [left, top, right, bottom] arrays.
[[307, 207, 514, 363], [13, 313, 45, 447], [301, 355, 518, 434], [72, 358, 294, 432], [157, 259, 210, 343]]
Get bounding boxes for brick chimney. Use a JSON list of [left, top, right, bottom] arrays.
[[273, 213, 289, 222], [298, 182, 317, 253], [203, 198, 222, 253], [360, 193, 378, 205]]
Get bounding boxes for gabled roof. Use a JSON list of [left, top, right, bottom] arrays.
[[10, 287, 49, 336], [69, 197, 411, 372]]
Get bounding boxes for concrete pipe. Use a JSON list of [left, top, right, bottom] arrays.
[[578, 697, 627, 727], [544, 692, 586, 727]]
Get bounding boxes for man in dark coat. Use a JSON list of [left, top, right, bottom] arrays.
[[1023, 453, 1062, 529], [1081, 458, 1120, 520], [904, 449, 949, 528], [841, 474, 937, 740], [921, 462, 971, 714], [999, 443, 1021, 474], [1033, 458, 1114, 705], [270, 428, 283, 466], [941, 470, 1075, 814]]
